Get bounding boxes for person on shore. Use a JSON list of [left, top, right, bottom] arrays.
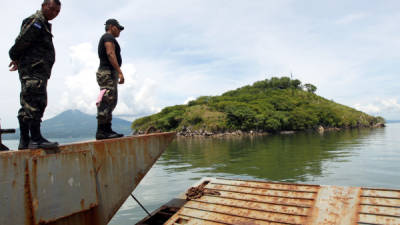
[[9, 0, 61, 149], [95, 19, 125, 140]]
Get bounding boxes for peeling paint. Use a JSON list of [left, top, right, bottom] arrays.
[[68, 178, 74, 187]]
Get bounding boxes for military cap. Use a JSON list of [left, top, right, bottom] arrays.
[[105, 18, 124, 31]]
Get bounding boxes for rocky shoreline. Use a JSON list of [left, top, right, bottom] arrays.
[[135, 123, 385, 137], [174, 123, 386, 137]]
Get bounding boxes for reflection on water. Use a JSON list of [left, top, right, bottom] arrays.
[[161, 129, 375, 182], [3, 125, 399, 225]]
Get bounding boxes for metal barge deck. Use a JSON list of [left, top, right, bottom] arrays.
[[138, 177, 400, 225], [0, 132, 175, 225]]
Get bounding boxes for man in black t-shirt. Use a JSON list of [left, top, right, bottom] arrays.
[[95, 18, 125, 140]]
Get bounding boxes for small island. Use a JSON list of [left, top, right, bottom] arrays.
[[132, 77, 385, 136]]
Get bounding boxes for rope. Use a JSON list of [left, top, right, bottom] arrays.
[[130, 194, 151, 217], [186, 181, 220, 200]]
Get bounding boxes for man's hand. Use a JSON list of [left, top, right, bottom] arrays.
[[118, 72, 125, 84], [9, 61, 18, 71]]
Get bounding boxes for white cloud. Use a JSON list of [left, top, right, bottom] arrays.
[[354, 103, 381, 114], [354, 98, 400, 116], [56, 43, 99, 114], [335, 13, 367, 25]]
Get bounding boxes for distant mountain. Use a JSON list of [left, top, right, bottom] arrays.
[[386, 120, 400, 123], [4, 110, 132, 139]]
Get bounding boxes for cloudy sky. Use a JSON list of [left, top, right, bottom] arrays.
[[1, 0, 400, 127]]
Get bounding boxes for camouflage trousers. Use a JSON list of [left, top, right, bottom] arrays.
[[18, 75, 48, 122], [96, 69, 118, 125]]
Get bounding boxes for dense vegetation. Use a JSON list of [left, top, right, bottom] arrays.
[[132, 77, 385, 133]]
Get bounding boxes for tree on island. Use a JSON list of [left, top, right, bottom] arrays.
[[304, 83, 317, 93]]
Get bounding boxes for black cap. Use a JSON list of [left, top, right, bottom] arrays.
[[105, 19, 124, 31]]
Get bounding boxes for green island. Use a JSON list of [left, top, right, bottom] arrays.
[[132, 77, 385, 136]]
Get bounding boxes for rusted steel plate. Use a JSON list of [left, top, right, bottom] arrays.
[[172, 208, 287, 225], [165, 178, 317, 225], [215, 190, 315, 208], [0, 149, 97, 225], [163, 178, 400, 225], [184, 201, 307, 224], [213, 178, 320, 192], [52, 132, 175, 225], [359, 214, 400, 225], [360, 205, 400, 217], [362, 188, 400, 199], [360, 197, 400, 207], [192, 196, 310, 216], [0, 132, 176, 225], [29, 150, 97, 224], [206, 183, 316, 199], [170, 215, 226, 225], [307, 185, 360, 225], [88, 133, 175, 224], [0, 152, 29, 225], [358, 188, 400, 224]]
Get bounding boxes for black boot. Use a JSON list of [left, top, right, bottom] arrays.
[[28, 121, 58, 149], [18, 118, 30, 150], [106, 123, 124, 138], [96, 123, 119, 140]]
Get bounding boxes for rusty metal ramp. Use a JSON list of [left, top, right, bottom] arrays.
[[0, 132, 175, 225], [163, 178, 400, 225]]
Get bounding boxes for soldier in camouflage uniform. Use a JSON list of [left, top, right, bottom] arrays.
[[9, 0, 61, 149], [95, 19, 125, 140]]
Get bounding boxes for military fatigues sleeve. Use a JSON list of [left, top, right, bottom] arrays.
[[9, 17, 42, 61]]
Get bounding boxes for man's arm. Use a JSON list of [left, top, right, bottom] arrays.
[[105, 42, 124, 84], [9, 18, 41, 71]]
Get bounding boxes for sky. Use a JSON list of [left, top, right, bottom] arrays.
[[1, 0, 400, 128]]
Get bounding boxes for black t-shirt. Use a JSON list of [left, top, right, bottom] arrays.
[[98, 33, 122, 69]]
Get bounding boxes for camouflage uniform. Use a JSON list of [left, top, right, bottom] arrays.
[[96, 69, 118, 124], [9, 10, 55, 123]]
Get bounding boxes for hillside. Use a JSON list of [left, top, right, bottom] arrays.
[[132, 77, 385, 134], [4, 110, 132, 139]]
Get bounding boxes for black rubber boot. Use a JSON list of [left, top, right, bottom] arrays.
[[18, 118, 30, 150], [96, 123, 119, 140], [28, 121, 58, 149], [106, 123, 124, 138]]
